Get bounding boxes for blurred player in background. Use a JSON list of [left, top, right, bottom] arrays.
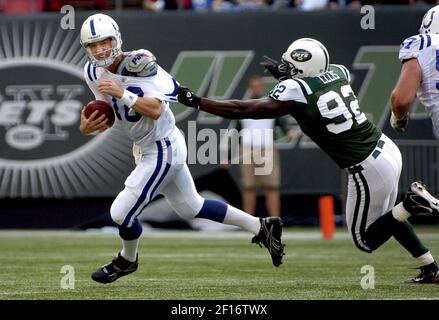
[[177, 37, 439, 283], [78, 13, 285, 283], [391, 5, 439, 138]]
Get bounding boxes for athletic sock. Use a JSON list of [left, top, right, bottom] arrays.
[[196, 199, 261, 234], [416, 251, 435, 267], [223, 205, 261, 235], [121, 238, 139, 262], [392, 202, 411, 222], [118, 218, 142, 262]]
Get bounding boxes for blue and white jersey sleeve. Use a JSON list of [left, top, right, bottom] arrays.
[[399, 34, 433, 62], [83, 61, 105, 101], [141, 66, 180, 103]]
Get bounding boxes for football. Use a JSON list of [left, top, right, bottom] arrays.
[[84, 100, 115, 127]]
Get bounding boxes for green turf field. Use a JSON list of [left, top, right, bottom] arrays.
[[0, 226, 439, 300]]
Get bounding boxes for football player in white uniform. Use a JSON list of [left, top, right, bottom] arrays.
[[177, 38, 439, 283], [78, 14, 285, 283], [391, 5, 439, 137]]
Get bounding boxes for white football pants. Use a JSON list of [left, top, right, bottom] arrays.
[[345, 133, 402, 252], [111, 127, 204, 227]]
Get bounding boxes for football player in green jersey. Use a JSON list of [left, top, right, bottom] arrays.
[[177, 38, 439, 283]]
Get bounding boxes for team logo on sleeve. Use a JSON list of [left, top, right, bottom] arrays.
[[290, 49, 312, 62]]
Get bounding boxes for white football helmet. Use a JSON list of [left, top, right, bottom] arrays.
[[279, 38, 329, 79], [80, 13, 122, 67], [419, 5, 439, 34]]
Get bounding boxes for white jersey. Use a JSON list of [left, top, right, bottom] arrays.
[[83, 51, 179, 152], [399, 34, 439, 116]]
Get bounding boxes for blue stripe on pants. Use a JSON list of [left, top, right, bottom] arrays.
[[122, 141, 163, 227], [138, 139, 172, 215]]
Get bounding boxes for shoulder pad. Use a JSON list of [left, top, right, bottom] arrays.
[[124, 49, 158, 77]]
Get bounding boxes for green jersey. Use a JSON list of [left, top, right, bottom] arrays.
[[269, 64, 381, 169]]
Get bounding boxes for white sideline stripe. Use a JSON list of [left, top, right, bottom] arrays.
[[97, 252, 271, 259], [0, 229, 439, 240]]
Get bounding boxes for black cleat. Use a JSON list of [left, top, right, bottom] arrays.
[[403, 181, 439, 216], [252, 217, 285, 267], [91, 253, 138, 284], [406, 262, 439, 284]]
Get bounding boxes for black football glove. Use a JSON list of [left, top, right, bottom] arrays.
[[260, 55, 289, 81], [176, 86, 201, 109]]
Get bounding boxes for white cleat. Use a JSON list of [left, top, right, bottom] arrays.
[[403, 181, 439, 216]]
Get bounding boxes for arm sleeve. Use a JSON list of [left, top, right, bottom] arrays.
[[399, 35, 431, 62], [268, 79, 307, 103], [143, 66, 180, 103], [84, 62, 105, 100]]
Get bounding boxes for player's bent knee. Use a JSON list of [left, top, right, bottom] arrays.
[[353, 241, 374, 254], [110, 188, 139, 226], [363, 234, 381, 253], [110, 206, 125, 226], [350, 232, 374, 254], [171, 202, 200, 220], [168, 195, 204, 220], [110, 197, 129, 226]]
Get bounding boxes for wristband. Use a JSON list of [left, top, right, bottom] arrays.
[[120, 90, 138, 108]]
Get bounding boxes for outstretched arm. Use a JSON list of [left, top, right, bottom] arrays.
[[200, 97, 293, 119], [177, 87, 293, 120]]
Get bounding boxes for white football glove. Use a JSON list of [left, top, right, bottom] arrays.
[[390, 112, 409, 132], [126, 49, 157, 77]]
